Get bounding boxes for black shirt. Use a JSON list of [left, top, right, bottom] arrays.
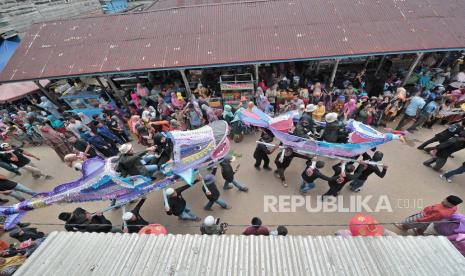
[[436, 124, 464, 142], [275, 152, 309, 169], [254, 138, 273, 157], [126, 199, 149, 233], [166, 184, 190, 216], [9, 228, 44, 242], [220, 162, 235, 182], [73, 139, 97, 158], [0, 179, 18, 191], [64, 207, 112, 233], [328, 164, 361, 186], [301, 167, 332, 183], [0, 148, 30, 167], [355, 164, 387, 181], [202, 181, 220, 201]]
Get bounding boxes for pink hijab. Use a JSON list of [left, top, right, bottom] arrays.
[[131, 92, 140, 109], [171, 92, 184, 109], [343, 98, 357, 115], [136, 83, 149, 97], [130, 115, 142, 133]]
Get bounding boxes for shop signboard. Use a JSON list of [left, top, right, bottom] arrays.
[[220, 83, 254, 90]]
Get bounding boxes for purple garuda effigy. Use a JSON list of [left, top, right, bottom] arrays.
[[0, 121, 230, 230]]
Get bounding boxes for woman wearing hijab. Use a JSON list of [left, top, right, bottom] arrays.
[[171, 92, 185, 110], [223, 105, 235, 124], [47, 115, 66, 133], [39, 124, 74, 161], [141, 107, 152, 123], [201, 104, 218, 123], [38, 96, 61, 118], [109, 115, 130, 143], [343, 98, 357, 121], [157, 97, 173, 120], [78, 112, 92, 125], [136, 83, 149, 97]]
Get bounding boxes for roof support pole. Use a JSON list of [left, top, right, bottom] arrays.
[[402, 52, 424, 86], [33, 80, 61, 107], [363, 56, 370, 70], [437, 51, 450, 68], [316, 61, 321, 74], [96, 77, 106, 89], [329, 58, 340, 85], [179, 69, 192, 98], [105, 77, 126, 104], [254, 64, 259, 84], [375, 55, 386, 76]]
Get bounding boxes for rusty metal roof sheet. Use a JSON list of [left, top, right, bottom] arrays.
[[1, 0, 465, 83], [147, 0, 250, 10]]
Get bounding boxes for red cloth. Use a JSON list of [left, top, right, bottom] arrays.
[[242, 226, 270, 236], [416, 204, 457, 222]]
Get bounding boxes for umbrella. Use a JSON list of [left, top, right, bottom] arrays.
[[349, 213, 384, 236], [138, 224, 168, 235]]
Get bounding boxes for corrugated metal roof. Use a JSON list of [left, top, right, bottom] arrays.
[[0, 79, 49, 103], [147, 0, 250, 10], [16, 232, 465, 275], [2, 0, 465, 83]]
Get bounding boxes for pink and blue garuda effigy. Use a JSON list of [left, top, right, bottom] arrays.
[[237, 105, 404, 158], [0, 121, 230, 230]]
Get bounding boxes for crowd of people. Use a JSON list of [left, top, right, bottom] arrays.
[[0, 56, 464, 273]]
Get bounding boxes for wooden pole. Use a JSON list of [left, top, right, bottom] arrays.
[[315, 61, 321, 74], [375, 55, 386, 76], [105, 77, 125, 104], [437, 51, 450, 68], [254, 64, 259, 84], [329, 59, 340, 84], [402, 52, 424, 86], [34, 80, 61, 107], [363, 56, 370, 70], [179, 69, 192, 97], [96, 77, 106, 89]]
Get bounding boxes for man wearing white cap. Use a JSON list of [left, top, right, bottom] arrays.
[[165, 184, 200, 221], [122, 198, 148, 233], [116, 143, 157, 178], [320, 112, 342, 142], [200, 215, 226, 235]]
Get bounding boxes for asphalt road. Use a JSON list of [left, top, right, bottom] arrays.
[[1, 123, 464, 238]]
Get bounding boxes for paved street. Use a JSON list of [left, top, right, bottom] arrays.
[[3, 123, 465, 237]]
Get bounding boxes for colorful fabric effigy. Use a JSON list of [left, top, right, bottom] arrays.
[[238, 106, 402, 158]]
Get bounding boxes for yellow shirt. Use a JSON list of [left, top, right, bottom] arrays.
[[313, 105, 326, 121]]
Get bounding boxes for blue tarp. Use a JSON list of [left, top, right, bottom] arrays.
[[0, 37, 20, 73]]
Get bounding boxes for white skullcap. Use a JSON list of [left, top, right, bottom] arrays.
[[122, 212, 134, 221]]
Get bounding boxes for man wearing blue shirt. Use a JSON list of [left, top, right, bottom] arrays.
[[407, 97, 441, 132], [395, 90, 426, 131]]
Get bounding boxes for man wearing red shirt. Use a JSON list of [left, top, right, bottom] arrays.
[[398, 195, 462, 235], [242, 217, 270, 236]]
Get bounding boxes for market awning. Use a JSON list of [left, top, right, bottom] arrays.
[[0, 79, 50, 103], [0, 38, 20, 73], [1, 0, 465, 83]]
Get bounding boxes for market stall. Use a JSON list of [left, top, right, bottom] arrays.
[[219, 73, 255, 108]]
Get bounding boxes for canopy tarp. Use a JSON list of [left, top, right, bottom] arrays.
[[0, 38, 20, 73], [0, 80, 50, 103]]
